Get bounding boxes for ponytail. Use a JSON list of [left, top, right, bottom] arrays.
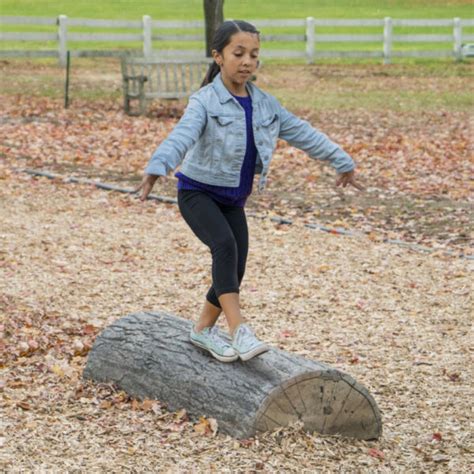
[[201, 61, 221, 87]]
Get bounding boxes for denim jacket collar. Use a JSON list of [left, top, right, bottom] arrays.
[[212, 72, 264, 105]]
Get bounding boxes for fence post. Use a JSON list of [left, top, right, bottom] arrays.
[[453, 17, 462, 61], [143, 15, 152, 58], [383, 17, 393, 65], [306, 16, 315, 64], [58, 14, 68, 67]]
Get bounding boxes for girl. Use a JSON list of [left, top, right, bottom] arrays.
[[137, 20, 362, 363]]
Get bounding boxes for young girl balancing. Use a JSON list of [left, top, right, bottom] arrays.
[[137, 20, 363, 363]]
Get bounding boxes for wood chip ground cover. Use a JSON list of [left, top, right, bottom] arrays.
[[1, 172, 472, 472], [1, 60, 472, 471]]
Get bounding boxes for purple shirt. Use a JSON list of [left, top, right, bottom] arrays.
[[175, 93, 257, 207]]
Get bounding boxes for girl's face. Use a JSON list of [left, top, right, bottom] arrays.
[[213, 31, 260, 92]]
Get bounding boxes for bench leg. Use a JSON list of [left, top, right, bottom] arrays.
[[139, 95, 146, 116], [138, 81, 146, 116], [123, 80, 132, 115]]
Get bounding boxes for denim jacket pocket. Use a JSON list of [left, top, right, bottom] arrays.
[[209, 114, 240, 174], [260, 114, 278, 127], [258, 113, 279, 151], [212, 115, 235, 126]]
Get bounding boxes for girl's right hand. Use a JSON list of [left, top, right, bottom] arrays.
[[135, 174, 160, 201]]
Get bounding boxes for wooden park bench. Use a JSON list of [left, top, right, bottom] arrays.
[[121, 56, 213, 115]]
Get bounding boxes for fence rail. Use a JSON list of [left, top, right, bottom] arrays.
[[1, 15, 473, 65]]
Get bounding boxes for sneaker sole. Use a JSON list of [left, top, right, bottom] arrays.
[[236, 344, 270, 362], [190, 337, 239, 363]]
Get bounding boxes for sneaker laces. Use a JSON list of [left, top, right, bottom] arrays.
[[208, 325, 230, 349], [234, 324, 254, 345]]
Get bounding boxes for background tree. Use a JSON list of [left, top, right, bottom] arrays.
[[203, 0, 224, 56]]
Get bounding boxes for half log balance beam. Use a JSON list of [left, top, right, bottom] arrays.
[[83, 312, 382, 440]]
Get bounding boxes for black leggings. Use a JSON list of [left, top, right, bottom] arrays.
[[177, 189, 248, 308]]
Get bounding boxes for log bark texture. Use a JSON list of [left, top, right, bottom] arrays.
[[83, 312, 382, 440]]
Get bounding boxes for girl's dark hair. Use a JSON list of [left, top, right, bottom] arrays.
[[201, 20, 260, 87]]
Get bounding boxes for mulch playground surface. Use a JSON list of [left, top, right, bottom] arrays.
[[1, 61, 472, 470], [1, 169, 471, 471]]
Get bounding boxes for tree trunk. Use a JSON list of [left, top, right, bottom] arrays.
[[203, 0, 224, 57], [83, 312, 382, 440]]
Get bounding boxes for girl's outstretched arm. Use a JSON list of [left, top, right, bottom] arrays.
[[336, 169, 364, 191], [276, 104, 363, 189], [145, 97, 208, 177], [135, 174, 160, 201]]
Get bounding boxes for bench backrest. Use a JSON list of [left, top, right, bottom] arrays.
[[121, 57, 213, 99]]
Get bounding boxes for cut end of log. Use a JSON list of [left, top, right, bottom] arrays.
[[255, 372, 381, 440]]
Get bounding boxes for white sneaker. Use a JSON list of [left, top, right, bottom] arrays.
[[232, 323, 269, 361], [190, 325, 239, 362]]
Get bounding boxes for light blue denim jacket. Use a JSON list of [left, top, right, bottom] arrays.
[[145, 73, 354, 191]]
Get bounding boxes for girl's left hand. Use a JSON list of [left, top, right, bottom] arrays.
[[336, 170, 364, 191]]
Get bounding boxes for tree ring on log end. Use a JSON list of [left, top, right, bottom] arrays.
[[254, 371, 382, 440]]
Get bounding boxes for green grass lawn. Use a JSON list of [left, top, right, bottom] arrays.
[[1, 0, 473, 20], [1, 0, 473, 58]]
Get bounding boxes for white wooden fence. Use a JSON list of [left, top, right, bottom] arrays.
[[1, 15, 473, 66]]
